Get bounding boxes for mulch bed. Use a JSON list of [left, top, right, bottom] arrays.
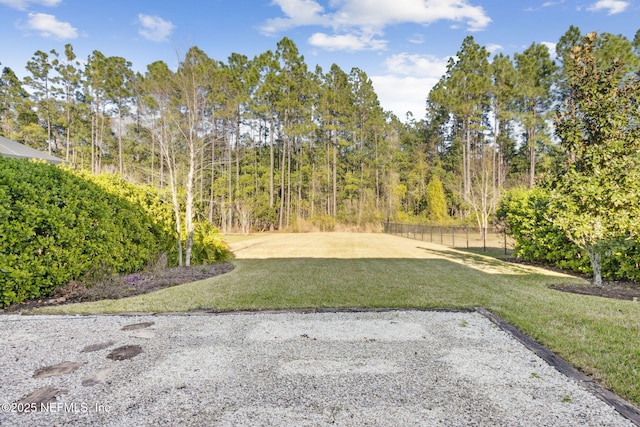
[[503, 257, 640, 302], [2, 262, 234, 312], [549, 282, 640, 301]]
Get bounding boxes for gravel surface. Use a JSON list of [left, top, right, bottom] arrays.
[[0, 310, 634, 426]]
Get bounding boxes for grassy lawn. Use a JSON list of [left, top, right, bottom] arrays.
[[33, 232, 640, 407]]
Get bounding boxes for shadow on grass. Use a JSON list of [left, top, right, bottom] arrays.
[[415, 246, 551, 277]]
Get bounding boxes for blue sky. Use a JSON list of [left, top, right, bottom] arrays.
[[0, 0, 638, 120]]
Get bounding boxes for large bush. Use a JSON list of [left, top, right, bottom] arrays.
[[0, 158, 171, 306], [190, 222, 232, 264], [498, 187, 640, 281], [77, 171, 175, 253], [83, 172, 231, 265]]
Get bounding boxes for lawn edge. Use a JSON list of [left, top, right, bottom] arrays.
[[476, 307, 640, 426]]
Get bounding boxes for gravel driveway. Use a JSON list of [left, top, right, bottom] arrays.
[[0, 310, 634, 426]]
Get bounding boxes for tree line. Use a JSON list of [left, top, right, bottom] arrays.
[[1, 26, 639, 243]]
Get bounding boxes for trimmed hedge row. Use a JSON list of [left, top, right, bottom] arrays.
[[498, 187, 640, 282], [0, 157, 171, 306]]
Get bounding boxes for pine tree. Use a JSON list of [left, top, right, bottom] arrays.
[[52, 44, 83, 163], [513, 43, 557, 188], [24, 50, 56, 154]]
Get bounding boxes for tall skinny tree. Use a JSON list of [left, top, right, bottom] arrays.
[[430, 36, 490, 197], [173, 47, 215, 265], [514, 43, 557, 188], [53, 44, 82, 163], [104, 56, 134, 175], [24, 50, 56, 153]]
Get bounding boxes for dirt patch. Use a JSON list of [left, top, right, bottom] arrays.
[[107, 345, 142, 361], [2, 262, 234, 312], [33, 362, 86, 378], [16, 386, 68, 410]]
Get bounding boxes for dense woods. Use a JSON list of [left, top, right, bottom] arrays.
[[2, 26, 640, 283]]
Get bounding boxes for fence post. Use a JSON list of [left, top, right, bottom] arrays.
[[440, 226, 443, 245], [466, 226, 469, 249], [452, 226, 455, 247], [504, 231, 507, 255]]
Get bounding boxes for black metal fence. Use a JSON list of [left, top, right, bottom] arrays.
[[384, 222, 513, 253]]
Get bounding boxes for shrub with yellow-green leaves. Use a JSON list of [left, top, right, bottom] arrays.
[[0, 157, 171, 306]]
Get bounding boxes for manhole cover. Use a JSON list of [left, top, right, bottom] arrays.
[[121, 322, 154, 331], [107, 345, 142, 361]]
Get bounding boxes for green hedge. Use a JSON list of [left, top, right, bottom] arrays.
[[498, 187, 640, 281], [78, 171, 176, 255], [0, 158, 171, 306]]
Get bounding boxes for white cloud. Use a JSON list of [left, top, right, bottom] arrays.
[[587, 0, 629, 14], [486, 43, 503, 54], [26, 12, 77, 39], [375, 52, 454, 119], [261, 0, 328, 34], [0, 0, 60, 10], [262, 0, 491, 52], [371, 75, 437, 120], [525, 0, 566, 11], [309, 32, 386, 51], [541, 41, 557, 59], [384, 53, 449, 78], [542, 0, 565, 7], [327, 0, 491, 32], [138, 14, 175, 42], [408, 34, 424, 44]]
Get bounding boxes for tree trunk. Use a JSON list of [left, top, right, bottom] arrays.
[[65, 105, 71, 163], [151, 131, 155, 186], [279, 135, 287, 229], [209, 128, 217, 224], [285, 138, 291, 228], [185, 137, 196, 267], [235, 113, 241, 195], [269, 119, 274, 209], [91, 112, 96, 174], [464, 116, 471, 197], [166, 152, 183, 266], [332, 129, 337, 218], [529, 127, 536, 188], [586, 247, 603, 287], [118, 100, 124, 175], [227, 132, 233, 232]]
